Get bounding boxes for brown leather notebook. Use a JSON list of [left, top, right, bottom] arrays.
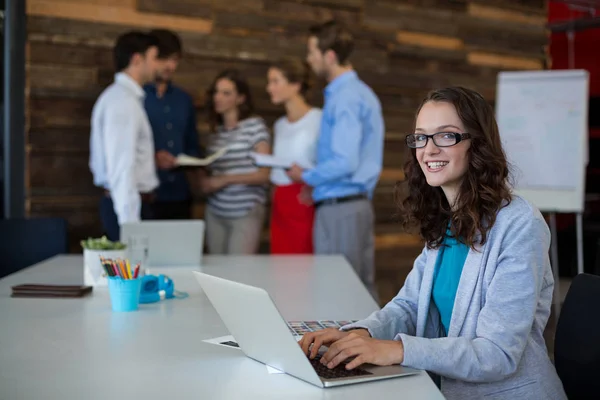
[[11, 284, 93, 298]]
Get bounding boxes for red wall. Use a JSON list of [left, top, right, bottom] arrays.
[[548, 2, 600, 231], [549, 1, 600, 96]]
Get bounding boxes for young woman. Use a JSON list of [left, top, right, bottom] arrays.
[[266, 58, 321, 254], [299, 87, 567, 400], [201, 69, 271, 254]]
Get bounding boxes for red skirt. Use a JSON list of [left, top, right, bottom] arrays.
[[270, 183, 315, 254]]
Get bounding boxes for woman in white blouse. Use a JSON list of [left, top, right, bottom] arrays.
[[266, 58, 322, 254]]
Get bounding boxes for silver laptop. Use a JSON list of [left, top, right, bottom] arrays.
[[120, 220, 204, 266], [193, 271, 419, 388]]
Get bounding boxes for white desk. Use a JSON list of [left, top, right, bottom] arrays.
[[0, 255, 445, 400]]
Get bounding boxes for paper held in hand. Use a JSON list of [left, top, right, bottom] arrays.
[[250, 152, 311, 169], [175, 146, 229, 167]]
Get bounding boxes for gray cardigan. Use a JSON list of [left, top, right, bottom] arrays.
[[342, 196, 567, 400]]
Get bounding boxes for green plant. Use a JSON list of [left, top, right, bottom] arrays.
[[80, 236, 126, 250]]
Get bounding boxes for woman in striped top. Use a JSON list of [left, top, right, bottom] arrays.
[[201, 69, 271, 254]]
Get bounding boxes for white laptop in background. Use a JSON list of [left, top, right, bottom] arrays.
[[193, 271, 419, 388], [120, 220, 204, 266]]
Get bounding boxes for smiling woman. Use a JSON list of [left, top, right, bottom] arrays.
[[400, 87, 512, 249], [299, 87, 568, 400]]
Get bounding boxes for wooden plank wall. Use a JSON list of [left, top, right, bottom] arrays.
[[26, 0, 548, 303]]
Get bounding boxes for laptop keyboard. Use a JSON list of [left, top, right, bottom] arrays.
[[309, 355, 372, 379]]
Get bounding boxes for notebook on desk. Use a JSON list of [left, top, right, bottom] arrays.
[[193, 271, 419, 388], [11, 284, 93, 298]]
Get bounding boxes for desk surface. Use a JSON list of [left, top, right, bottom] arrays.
[[0, 255, 444, 400]]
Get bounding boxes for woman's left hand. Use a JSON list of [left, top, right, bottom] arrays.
[[319, 333, 404, 370]]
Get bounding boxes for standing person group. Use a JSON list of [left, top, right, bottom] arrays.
[[89, 20, 385, 300]]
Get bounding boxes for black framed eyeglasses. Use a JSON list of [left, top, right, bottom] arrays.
[[405, 132, 471, 149]]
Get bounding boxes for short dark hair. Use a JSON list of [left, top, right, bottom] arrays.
[[149, 29, 182, 59], [269, 57, 313, 97], [206, 69, 255, 132], [309, 20, 354, 65], [113, 31, 158, 72]]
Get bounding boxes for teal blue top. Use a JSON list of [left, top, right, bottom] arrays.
[[432, 229, 470, 336]]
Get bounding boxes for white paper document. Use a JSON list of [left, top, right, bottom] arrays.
[[175, 146, 229, 167], [249, 152, 294, 169]]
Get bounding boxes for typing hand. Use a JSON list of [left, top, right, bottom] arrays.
[[156, 150, 176, 170], [319, 334, 404, 371], [298, 328, 370, 359]]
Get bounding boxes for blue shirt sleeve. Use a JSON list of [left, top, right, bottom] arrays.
[[301, 98, 361, 187], [185, 98, 201, 157]]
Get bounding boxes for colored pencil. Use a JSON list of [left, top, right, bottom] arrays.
[[120, 260, 127, 279], [113, 261, 121, 278], [107, 262, 115, 277], [126, 260, 132, 280], [101, 257, 141, 279], [100, 257, 112, 277]]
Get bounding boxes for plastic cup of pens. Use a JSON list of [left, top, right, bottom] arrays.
[[100, 257, 142, 312]]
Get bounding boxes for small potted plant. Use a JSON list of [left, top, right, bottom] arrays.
[[81, 236, 127, 286]]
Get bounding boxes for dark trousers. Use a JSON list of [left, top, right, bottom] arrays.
[[99, 196, 153, 242], [151, 200, 192, 220]]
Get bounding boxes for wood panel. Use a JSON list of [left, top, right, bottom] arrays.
[[25, 0, 549, 304], [28, 149, 97, 197], [137, 0, 213, 19], [264, 0, 360, 25], [27, 0, 212, 33]]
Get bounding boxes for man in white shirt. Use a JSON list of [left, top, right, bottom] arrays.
[[89, 31, 161, 241]]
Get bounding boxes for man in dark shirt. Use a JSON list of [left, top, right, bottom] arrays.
[[144, 29, 201, 220]]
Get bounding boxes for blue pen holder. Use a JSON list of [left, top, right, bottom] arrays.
[[107, 277, 142, 312]]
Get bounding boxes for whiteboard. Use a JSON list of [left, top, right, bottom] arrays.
[[495, 70, 589, 213]]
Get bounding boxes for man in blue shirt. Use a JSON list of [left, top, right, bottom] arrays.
[[287, 20, 384, 301], [144, 29, 202, 220]]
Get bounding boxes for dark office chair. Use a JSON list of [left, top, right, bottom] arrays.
[[0, 217, 68, 279], [554, 273, 600, 399]]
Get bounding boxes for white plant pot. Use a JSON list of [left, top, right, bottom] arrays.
[[83, 248, 126, 287]]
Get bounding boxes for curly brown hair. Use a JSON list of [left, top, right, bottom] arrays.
[[396, 86, 512, 249]]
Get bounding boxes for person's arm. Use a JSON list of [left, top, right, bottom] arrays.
[[340, 246, 427, 339], [220, 120, 271, 186], [301, 99, 362, 187], [398, 213, 550, 383], [222, 141, 271, 185], [103, 104, 141, 224]]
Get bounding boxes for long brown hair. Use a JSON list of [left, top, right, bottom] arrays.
[[206, 69, 254, 132], [396, 86, 512, 249]]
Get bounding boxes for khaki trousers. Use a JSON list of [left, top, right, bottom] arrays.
[[205, 203, 266, 254]]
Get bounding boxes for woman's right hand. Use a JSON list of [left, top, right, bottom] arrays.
[[298, 328, 370, 359]]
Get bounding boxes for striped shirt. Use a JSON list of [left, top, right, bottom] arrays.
[[207, 117, 271, 218]]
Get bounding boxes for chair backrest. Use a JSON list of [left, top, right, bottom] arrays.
[[554, 273, 600, 399], [0, 217, 68, 278]]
